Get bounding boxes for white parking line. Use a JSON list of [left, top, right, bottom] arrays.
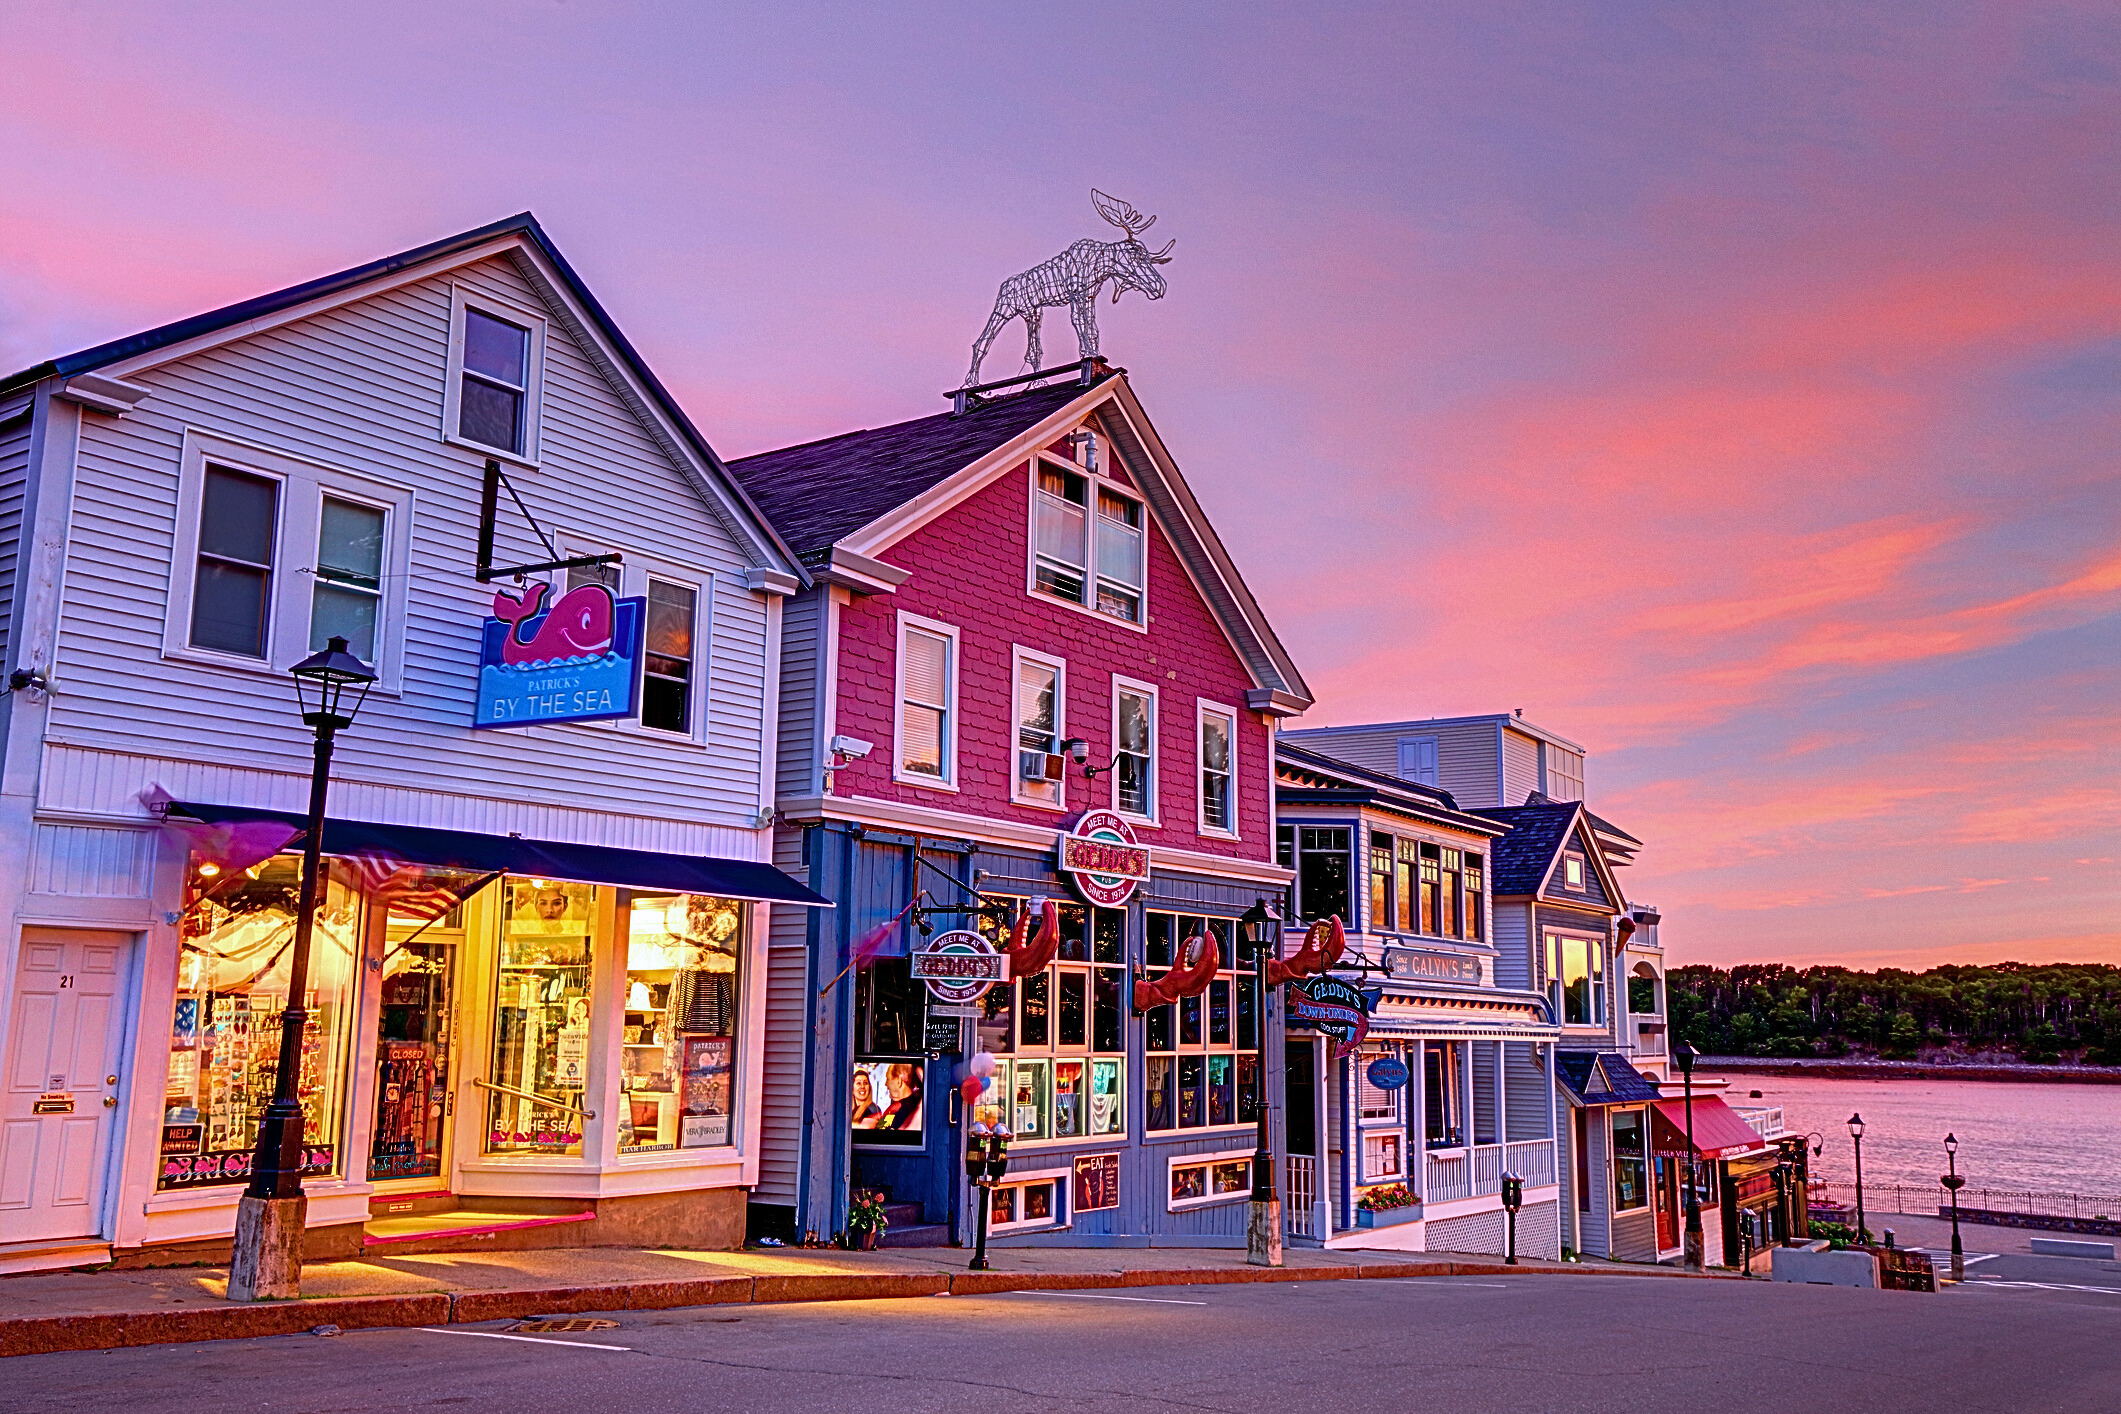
[[1000, 1291, 1208, 1306], [1375, 1280, 1512, 1288], [417, 1327, 631, 1351], [1911, 1249, 1997, 1265], [1966, 1280, 2121, 1296]]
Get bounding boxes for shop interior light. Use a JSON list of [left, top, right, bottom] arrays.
[[196, 862, 222, 878]]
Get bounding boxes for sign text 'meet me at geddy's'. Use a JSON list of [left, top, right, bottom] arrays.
[[1058, 834, 1151, 881]]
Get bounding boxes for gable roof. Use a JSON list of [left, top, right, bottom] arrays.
[[1556, 1051, 1663, 1107], [728, 368, 1313, 715], [1474, 800, 1582, 896], [1275, 742, 1506, 837], [728, 379, 1095, 562], [1, 212, 803, 585]]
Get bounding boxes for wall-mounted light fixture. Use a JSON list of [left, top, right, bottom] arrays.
[[1060, 737, 1112, 781]]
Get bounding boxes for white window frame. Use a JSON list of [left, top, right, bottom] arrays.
[[1023, 450, 1151, 634], [892, 612, 960, 791], [1166, 1146, 1259, 1212], [442, 285, 547, 468], [1009, 645, 1068, 811], [1110, 674, 1160, 825], [987, 1163, 1072, 1233], [1547, 931, 1607, 1029], [1361, 1128, 1407, 1183], [1194, 700, 1240, 839], [553, 542, 715, 746], [164, 429, 413, 693], [1562, 853, 1587, 891]]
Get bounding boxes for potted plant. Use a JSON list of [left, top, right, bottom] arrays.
[[845, 1189, 890, 1250], [1355, 1182, 1419, 1228]]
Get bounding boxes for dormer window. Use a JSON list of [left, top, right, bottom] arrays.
[[1030, 451, 1146, 627], [445, 289, 545, 463]]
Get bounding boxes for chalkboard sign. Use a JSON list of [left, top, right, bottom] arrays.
[[923, 1013, 964, 1054]]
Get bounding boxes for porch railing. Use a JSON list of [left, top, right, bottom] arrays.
[[1730, 1105, 1784, 1140], [1285, 1156, 1318, 1238], [1632, 1018, 1667, 1056], [1504, 1138, 1557, 1187]]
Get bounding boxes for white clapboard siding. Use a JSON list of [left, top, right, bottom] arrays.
[[774, 590, 825, 802], [53, 254, 770, 833], [1500, 727, 1542, 807], [0, 413, 28, 669], [756, 824, 812, 1201]]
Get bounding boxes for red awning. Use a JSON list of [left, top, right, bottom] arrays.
[[1652, 1097, 1768, 1161]]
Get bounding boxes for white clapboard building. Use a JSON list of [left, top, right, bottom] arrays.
[[0, 214, 825, 1275]]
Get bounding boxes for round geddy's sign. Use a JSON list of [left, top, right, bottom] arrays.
[[1060, 810, 1151, 907], [911, 930, 1006, 1004]]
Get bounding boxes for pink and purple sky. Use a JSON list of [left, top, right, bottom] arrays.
[[2, 4, 2115, 970]]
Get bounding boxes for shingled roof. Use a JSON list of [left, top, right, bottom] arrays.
[[1473, 800, 1582, 895], [1555, 1051, 1664, 1107], [726, 378, 1101, 562]]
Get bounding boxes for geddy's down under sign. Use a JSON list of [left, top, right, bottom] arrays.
[[474, 581, 645, 728]]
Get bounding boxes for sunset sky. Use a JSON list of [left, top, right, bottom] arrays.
[[3, 3, 2114, 971]]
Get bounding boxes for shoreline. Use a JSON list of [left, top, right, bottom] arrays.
[[1698, 1056, 2121, 1085]]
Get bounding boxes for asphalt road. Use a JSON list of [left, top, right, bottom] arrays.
[[11, 1267, 2120, 1414]]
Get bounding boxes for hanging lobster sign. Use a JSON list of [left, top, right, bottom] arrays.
[[473, 581, 646, 728], [1059, 810, 1150, 906]]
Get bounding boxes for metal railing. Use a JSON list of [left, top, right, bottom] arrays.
[[473, 1076, 595, 1120], [1504, 1139, 1557, 1187], [1631, 1018, 1667, 1056], [1286, 1156, 1318, 1237], [1729, 1105, 1784, 1140], [1809, 1180, 2121, 1220]]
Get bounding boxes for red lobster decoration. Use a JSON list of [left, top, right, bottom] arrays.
[[1001, 899, 1061, 981], [1266, 916, 1345, 986], [1132, 929, 1221, 1012]]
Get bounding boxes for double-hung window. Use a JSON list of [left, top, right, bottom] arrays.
[[1368, 832, 1395, 934], [1029, 447, 1147, 626], [446, 292, 545, 461], [171, 433, 411, 686], [1113, 679, 1156, 819], [1013, 649, 1065, 809], [642, 580, 698, 734], [895, 615, 958, 787], [1197, 703, 1236, 835], [1463, 851, 1484, 941], [191, 467, 279, 657]]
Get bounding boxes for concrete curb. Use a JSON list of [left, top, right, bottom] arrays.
[[0, 1258, 1736, 1359]]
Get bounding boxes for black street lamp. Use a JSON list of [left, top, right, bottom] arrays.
[[1239, 898, 1282, 1267], [1848, 1113, 1868, 1246], [1942, 1132, 1966, 1283], [1673, 1040, 1704, 1271], [228, 636, 375, 1301]]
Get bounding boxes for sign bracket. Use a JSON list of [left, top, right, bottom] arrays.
[[474, 458, 623, 584]]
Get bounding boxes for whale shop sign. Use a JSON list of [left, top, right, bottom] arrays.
[[473, 582, 646, 728]]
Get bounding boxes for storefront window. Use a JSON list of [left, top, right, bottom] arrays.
[[1145, 914, 1255, 1133], [621, 893, 743, 1153], [976, 901, 1127, 1144], [486, 879, 597, 1157], [159, 852, 363, 1190], [1613, 1109, 1649, 1210], [1424, 1041, 1463, 1149]]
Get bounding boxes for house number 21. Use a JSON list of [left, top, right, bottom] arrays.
[[58, 975, 74, 988]]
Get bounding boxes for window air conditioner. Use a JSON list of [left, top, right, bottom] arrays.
[[1019, 751, 1065, 782]]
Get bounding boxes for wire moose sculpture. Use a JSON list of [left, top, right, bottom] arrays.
[[964, 190, 1175, 387]]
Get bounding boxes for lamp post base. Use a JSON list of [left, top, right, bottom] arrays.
[[228, 1193, 307, 1301], [1683, 1226, 1704, 1273], [1247, 1199, 1283, 1267]]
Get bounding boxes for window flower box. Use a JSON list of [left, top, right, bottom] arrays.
[[1356, 1182, 1419, 1228], [1356, 1202, 1422, 1229]]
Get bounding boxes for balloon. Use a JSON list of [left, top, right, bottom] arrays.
[[970, 1051, 998, 1078]]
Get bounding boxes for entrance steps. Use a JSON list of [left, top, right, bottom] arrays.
[[363, 1192, 595, 1253], [876, 1200, 949, 1248]]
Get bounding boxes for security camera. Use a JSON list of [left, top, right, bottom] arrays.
[[829, 735, 874, 761]]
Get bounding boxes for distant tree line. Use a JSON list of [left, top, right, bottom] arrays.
[[1667, 962, 2121, 1065]]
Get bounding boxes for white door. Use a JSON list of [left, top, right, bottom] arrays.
[[0, 929, 134, 1243]]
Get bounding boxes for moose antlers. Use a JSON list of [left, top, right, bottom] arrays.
[[1091, 188, 1155, 237]]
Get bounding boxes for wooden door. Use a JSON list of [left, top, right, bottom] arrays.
[[1654, 1156, 1679, 1249], [1, 929, 134, 1243]]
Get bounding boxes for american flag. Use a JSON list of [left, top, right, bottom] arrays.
[[339, 849, 478, 921]]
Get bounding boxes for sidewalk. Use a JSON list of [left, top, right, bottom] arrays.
[[0, 1242, 1722, 1358]]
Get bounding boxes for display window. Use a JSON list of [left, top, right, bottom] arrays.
[[1363, 1131, 1405, 1182], [971, 901, 1128, 1146], [1143, 914, 1257, 1134], [852, 1057, 927, 1147], [159, 852, 365, 1190], [1168, 1149, 1255, 1210], [485, 879, 598, 1156], [988, 1170, 1066, 1232], [619, 892, 743, 1154], [1612, 1108, 1649, 1211]]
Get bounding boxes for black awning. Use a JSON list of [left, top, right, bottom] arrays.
[[170, 801, 831, 909]]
